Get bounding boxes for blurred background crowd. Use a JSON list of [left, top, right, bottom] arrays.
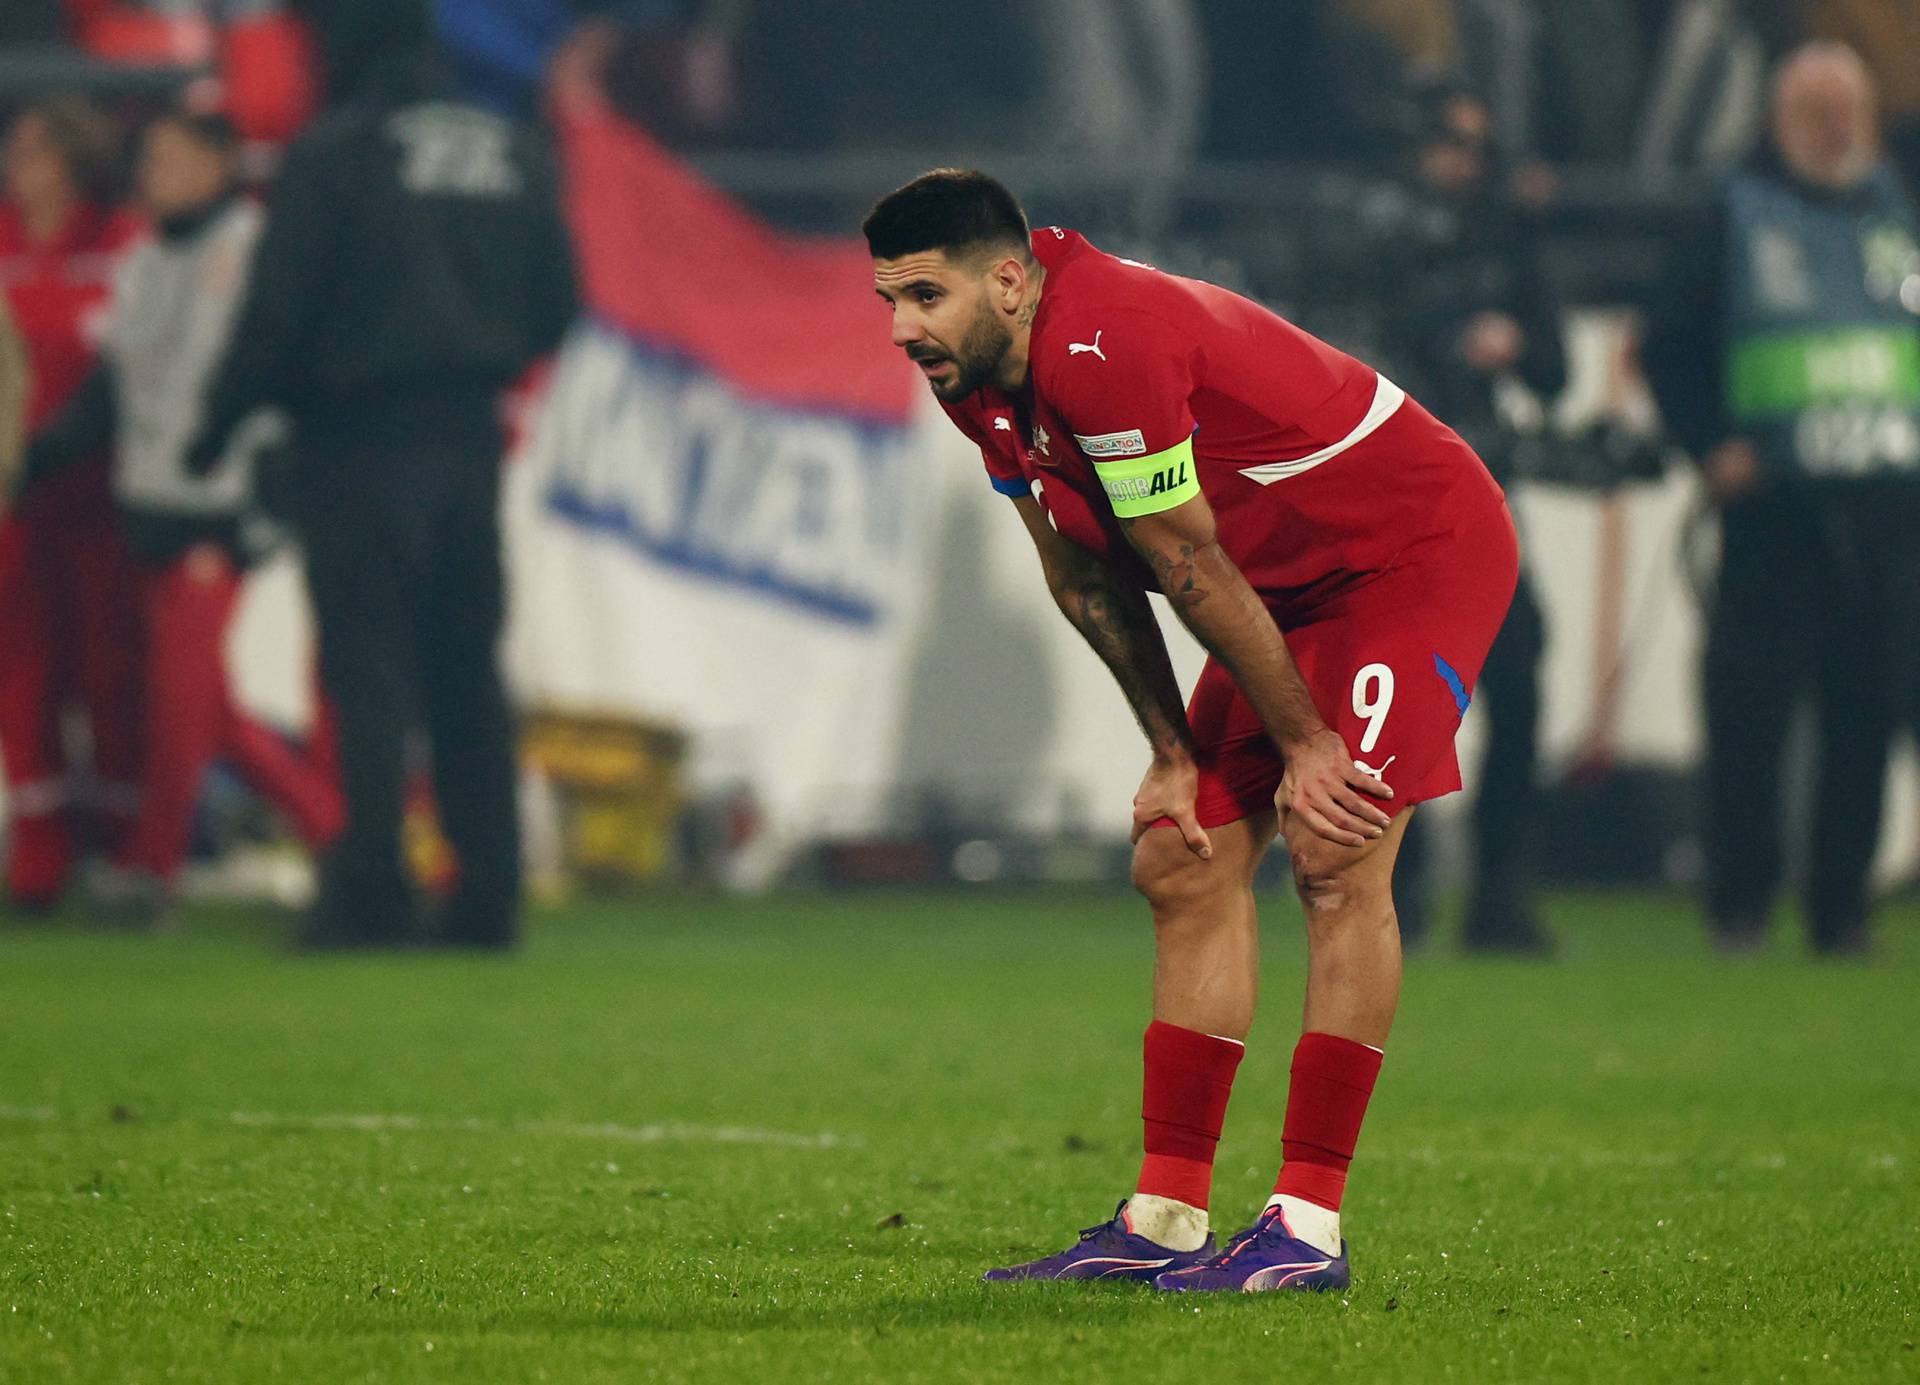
[[1, 0, 1917, 956]]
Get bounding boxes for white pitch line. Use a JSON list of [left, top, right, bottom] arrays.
[[1, 1107, 1899, 1171], [0, 1104, 851, 1150], [1384, 1145, 1681, 1170]]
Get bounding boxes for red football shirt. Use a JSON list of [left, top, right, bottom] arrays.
[[0, 203, 143, 430], [941, 227, 1502, 613]]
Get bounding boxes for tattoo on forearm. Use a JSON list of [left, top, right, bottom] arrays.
[[1056, 564, 1188, 754], [1114, 526, 1324, 749], [1116, 520, 1212, 609], [1147, 542, 1208, 608]]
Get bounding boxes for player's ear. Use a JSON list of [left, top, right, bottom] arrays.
[[989, 252, 1031, 315]]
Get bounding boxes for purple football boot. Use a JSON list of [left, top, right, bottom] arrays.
[[1152, 1204, 1350, 1293], [984, 1202, 1217, 1283]]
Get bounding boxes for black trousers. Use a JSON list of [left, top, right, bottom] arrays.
[[297, 417, 520, 943], [1702, 481, 1920, 943], [1396, 567, 1546, 942]]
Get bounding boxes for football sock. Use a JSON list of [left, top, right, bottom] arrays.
[[1123, 1193, 1211, 1252], [1131, 1020, 1244, 1249], [1270, 1031, 1383, 1254], [1265, 1194, 1343, 1258]]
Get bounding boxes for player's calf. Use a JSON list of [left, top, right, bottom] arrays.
[[1115, 816, 1275, 1256], [1287, 812, 1406, 1047], [1260, 812, 1408, 1270]]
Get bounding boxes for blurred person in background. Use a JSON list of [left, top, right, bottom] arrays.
[[562, 1, 744, 148], [19, 108, 343, 927], [1791, 0, 1920, 196], [1645, 43, 1920, 957], [1374, 85, 1566, 955], [0, 298, 25, 491], [1337, 0, 1652, 170], [186, 0, 577, 950], [0, 97, 143, 913], [62, 0, 320, 148]]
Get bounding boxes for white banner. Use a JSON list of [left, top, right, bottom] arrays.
[[501, 320, 955, 859]]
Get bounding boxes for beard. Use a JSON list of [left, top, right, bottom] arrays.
[[911, 305, 1013, 403]]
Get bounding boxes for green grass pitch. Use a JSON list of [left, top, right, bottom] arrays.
[[2, 889, 1917, 1383]]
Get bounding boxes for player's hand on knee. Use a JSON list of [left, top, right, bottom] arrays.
[[1278, 728, 1393, 848], [1131, 755, 1214, 860]]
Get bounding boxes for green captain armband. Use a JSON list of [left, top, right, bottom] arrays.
[[1092, 436, 1200, 518]]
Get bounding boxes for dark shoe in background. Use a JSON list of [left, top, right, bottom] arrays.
[[297, 852, 419, 951], [1710, 912, 1770, 957], [1809, 917, 1872, 960], [432, 884, 519, 953]]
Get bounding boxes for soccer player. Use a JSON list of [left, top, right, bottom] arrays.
[[865, 171, 1518, 1292]]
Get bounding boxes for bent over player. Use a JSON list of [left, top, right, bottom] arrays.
[[865, 171, 1518, 1293]]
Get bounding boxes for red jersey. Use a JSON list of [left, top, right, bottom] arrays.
[[941, 227, 1504, 614], [0, 203, 143, 430]]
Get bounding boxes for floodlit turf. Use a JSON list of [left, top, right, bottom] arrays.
[[1, 889, 1916, 1383]]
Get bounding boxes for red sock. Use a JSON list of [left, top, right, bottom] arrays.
[[1135, 1020, 1245, 1210], [1272, 1032, 1383, 1212]]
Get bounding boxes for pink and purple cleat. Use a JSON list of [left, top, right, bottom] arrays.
[[983, 1202, 1217, 1283], [1152, 1204, 1350, 1293]]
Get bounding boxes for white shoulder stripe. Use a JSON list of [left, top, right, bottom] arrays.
[[1238, 374, 1406, 486]]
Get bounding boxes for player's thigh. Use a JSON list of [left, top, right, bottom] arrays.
[[1132, 808, 1278, 911]]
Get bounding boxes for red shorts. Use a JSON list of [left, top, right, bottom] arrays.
[[1179, 489, 1520, 830]]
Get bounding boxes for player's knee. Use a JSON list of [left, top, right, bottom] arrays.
[[1131, 829, 1223, 915], [1287, 836, 1385, 921]]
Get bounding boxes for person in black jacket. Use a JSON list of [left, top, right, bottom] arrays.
[[1370, 87, 1567, 955], [189, 1, 578, 949]]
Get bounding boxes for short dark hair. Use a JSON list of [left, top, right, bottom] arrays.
[[862, 168, 1031, 262]]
